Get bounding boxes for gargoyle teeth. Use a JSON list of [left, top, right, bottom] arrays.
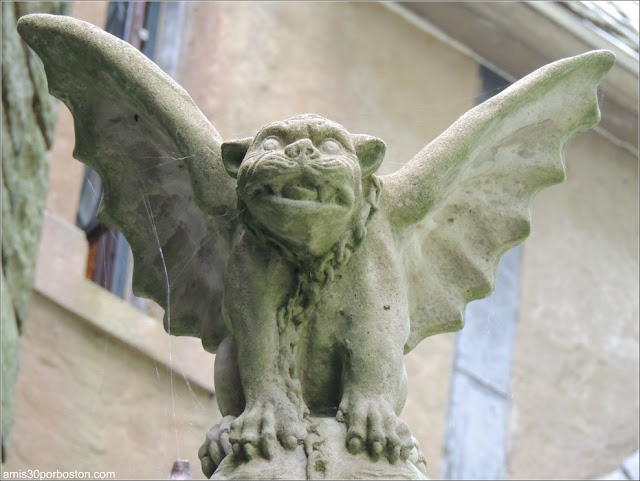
[[258, 179, 349, 206], [282, 185, 318, 201], [337, 187, 355, 207], [270, 182, 284, 196], [246, 185, 264, 199], [317, 184, 332, 202]]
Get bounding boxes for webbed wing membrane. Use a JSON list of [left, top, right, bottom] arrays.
[[380, 51, 615, 353], [18, 14, 238, 351]]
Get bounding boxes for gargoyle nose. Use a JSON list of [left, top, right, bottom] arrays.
[[285, 139, 319, 161]]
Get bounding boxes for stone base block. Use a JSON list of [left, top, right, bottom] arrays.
[[211, 416, 427, 480]]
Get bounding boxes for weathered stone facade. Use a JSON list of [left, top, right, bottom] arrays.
[[1, 0, 70, 458]]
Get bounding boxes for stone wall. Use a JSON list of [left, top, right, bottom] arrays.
[[1, 0, 70, 458]]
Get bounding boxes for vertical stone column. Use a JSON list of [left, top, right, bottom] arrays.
[[1, 1, 70, 461]]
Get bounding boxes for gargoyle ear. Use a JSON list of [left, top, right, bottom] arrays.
[[221, 137, 254, 178], [353, 134, 385, 177]]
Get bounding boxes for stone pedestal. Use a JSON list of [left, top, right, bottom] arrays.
[[211, 417, 427, 480]]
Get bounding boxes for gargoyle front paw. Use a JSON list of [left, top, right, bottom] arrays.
[[336, 394, 415, 463], [229, 399, 307, 460], [198, 415, 235, 478]]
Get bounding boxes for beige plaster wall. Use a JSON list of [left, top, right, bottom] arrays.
[[4, 292, 219, 480], [175, 2, 480, 177], [508, 131, 639, 479]]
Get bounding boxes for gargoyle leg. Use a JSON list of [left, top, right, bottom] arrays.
[[223, 228, 308, 459], [330, 239, 413, 463], [337, 327, 413, 462], [214, 336, 245, 417]]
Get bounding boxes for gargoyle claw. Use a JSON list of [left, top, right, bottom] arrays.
[[198, 416, 236, 478], [339, 394, 414, 463], [371, 440, 384, 457], [229, 399, 307, 460], [347, 436, 363, 454], [388, 444, 401, 464], [242, 442, 260, 460]]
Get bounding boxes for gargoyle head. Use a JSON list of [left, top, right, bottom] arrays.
[[222, 114, 385, 258]]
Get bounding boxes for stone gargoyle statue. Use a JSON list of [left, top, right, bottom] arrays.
[[18, 13, 614, 481]]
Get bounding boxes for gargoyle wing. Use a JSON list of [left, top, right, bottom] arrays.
[[18, 14, 238, 351], [379, 50, 615, 353]]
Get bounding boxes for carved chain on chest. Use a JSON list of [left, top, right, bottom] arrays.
[[242, 175, 382, 416]]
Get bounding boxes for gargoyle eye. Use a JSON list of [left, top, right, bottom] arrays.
[[319, 138, 342, 155], [262, 137, 282, 151]]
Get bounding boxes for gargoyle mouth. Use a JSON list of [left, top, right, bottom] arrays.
[[248, 179, 355, 208]]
